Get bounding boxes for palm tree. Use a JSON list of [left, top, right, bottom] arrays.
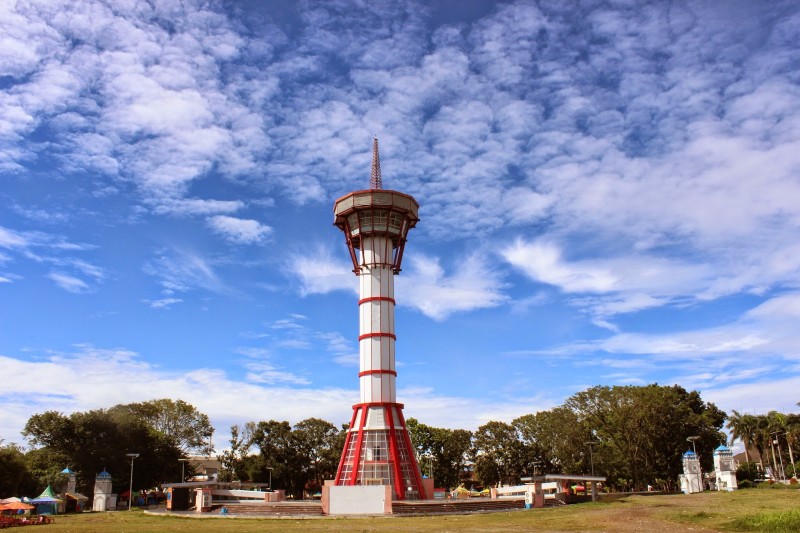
[[786, 414, 799, 477], [752, 415, 773, 475], [727, 411, 757, 463], [757, 411, 790, 479]]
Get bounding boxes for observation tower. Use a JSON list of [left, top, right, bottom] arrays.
[[332, 138, 426, 500]]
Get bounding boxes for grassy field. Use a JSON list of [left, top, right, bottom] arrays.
[[31, 489, 800, 533]]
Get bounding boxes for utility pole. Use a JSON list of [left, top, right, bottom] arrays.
[[178, 458, 190, 482], [584, 441, 598, 477], [126, 453, 139, 511]]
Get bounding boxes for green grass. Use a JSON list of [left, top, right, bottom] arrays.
[[728, 508, 800, 532], [30, 490, 800, 533]]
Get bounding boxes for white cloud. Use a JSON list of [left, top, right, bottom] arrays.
[[243, 315, 357, 368], [0, 226, 29, 249], [398, 254, 507, 321], [1, 0, 270, 211], [207, 215, 272, 245], [501, 239, 618, 293], [150, 198, 244, 217], [146, 298, 183, 309], [144, 249, 224, 294], [243, 361, 311, 386], [704, 375, 800, 416], [528, 292, 800, 397], [291, 246, 358, 297], [500, 238, 717, 324], [291, 245, 506, 321], [47, 271, 90, 293], [0, 345, 552, 450]]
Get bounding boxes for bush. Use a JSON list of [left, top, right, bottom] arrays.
[[738, 480, 754, 489], [736, 462, 761, 483], [756, 481, 798, 490]]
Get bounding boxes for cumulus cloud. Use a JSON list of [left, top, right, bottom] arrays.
[[3, 0, 800, 436], [207, 215, 272, 244], [500, 238, 714, 325], [1, 0, 271, 209], [397, 254, 507, 321], [291, 245, 358, 297], [291, 245, 507, 320], [0, 344, 550, 448]]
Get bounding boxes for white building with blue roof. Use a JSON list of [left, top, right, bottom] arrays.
[[679, 450, 703, 494], [713, 445, 738, 491]]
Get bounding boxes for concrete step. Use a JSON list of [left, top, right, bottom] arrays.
[[393, 498, 525, 515], [212, 501, 323, 516]]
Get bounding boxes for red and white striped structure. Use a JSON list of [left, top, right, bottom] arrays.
[[332, 138, 426, 500]]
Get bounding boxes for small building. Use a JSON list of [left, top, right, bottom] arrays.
[[713, 445, 738, 491], [92, 469, 117, 511], [679, 451, 703, 494], [183, 456, 220, 482], [63, 492, 88, 513], [61, 468, 76, 494]]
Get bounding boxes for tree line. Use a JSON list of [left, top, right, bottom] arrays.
[[217, 418, 345, 499], [727, 407, 800, 479], [11, 384, 792, 499], [217, 384, 727, 494], [0, 399, 213, 497]]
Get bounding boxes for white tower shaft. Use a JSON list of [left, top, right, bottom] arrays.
[[359, 235, 397, 405]]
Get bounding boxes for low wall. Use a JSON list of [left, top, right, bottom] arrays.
[[326, 485, 392, 515]]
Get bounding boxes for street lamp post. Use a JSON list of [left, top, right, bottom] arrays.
[[686, 436, 702, 491], [584, 441, 598, 477], [267, 467, 273, 491], [178, 458, 190, 482], [772, 432, 786, 481], [126, 453, 139, 511], [687, 436, 700, 455]]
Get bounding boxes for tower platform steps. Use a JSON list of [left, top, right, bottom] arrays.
[[211, 501, 324, 516], [392, 498, 525, 515]]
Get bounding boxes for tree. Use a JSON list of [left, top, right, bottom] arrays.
[[565, 384, 726, 490], [108, 399, 214, 454], [0, 440, 37, 497], [406, 418, 437, 464], [513, 407, 591, 475], [433, 428, 472, 489], [473, 421, 525, 487], [23, 408, 184, 494], [294, 418, 343, 491], [217, 423, 256, 482], [407, 419, 472, 490], [251, 420, 304, 498], [727, 411, 758, 463]]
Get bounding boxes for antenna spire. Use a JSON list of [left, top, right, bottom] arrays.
[[370, 136, 382, 190]]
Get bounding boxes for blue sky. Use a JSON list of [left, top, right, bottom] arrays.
[[2, 0, 800, 452]]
